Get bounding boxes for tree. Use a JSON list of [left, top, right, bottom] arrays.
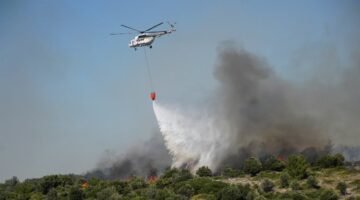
[[336, 182, 347, 195], [333, 154, 345, 166], [261, 179, 274, 193], [262, 156, 285, 171], [286, 155, 309, 179], [317, 154, 345, 168], [196, 166, 212, 177], [4, 176, 19, 187], [243, 157, 262, 176]]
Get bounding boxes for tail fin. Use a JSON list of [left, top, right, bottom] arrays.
[[167, 21, 176, 32]]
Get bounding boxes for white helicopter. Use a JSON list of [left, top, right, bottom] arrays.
[[111, 22, 176, 50]]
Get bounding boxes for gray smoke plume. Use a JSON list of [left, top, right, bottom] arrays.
[[91, 39, 360, 177], [92, 6, 360, 175], [154, 40, 360, 172], [85, 133, 171, 179], [213, 44, 330, 166]]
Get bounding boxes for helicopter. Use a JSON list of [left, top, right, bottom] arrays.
[[110, 22, 176, 50]]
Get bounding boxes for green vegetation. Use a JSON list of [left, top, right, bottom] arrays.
[[306, 176, 320, 189], [279, 173, 290, 188], [286, 155, 309, 179], [243, 157, 262, 176], [316, 154, 345, 168], [196, 166, 213, 177], [262, 156, 285, 172], [337, 182, 347, 195], [1, 153, 360, 200], [221, 167, 243, 178], [261, 179, 274, 193]]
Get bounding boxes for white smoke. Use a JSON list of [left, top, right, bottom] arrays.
[[153, 101, 229, 172]]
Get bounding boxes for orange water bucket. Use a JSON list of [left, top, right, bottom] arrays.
[[150, 92, 156, 101]]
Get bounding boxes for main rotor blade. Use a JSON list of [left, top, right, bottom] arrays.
[[121, 24, 141, 32], [110, 32, 134, 35], [144, 22, 164, 32]]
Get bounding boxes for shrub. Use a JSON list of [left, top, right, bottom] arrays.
[[262, 156, 285, 171], [243, 157, 262, 176], [69, 186, 83, 200], [336, 182, 347, 195], [307, 176, 320, 189], [279, 173, 290, 188], [217, 184, 250, 200], [291, 180, 301, 191], [176, 184, 194, 198], [184, 177, 228, 195], [175, 169, 193, 182], [286, 155, 309, 179], [155, 188, 176, 200], [191, 193, 216, 200], [222, 167, 243, 178], [320, 189, 338, 200], [129, 177, 147, 190], [317, 154, 345, 168], [278, 191, 308, 200], [196, 166, 212, 177], [96, 186, 119, 200], [40, 175, 76, 194], [261, 179, 274, 193]]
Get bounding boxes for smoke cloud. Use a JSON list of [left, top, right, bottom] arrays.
[[90, 38, 360, 177], [85, 133, 171, 179], [153, 41, 360, 172]]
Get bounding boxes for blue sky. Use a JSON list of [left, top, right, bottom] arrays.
[[0, 0, 357, 181]]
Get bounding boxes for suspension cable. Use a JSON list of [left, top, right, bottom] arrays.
[[143, 47, 154, 91]]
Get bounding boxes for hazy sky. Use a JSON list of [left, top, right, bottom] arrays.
[[0, 0, 358, 181]]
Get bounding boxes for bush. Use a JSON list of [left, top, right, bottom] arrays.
[[307, 176, 320, 189], [262, 156, 285, 171], [286, 155, 309, 179], [278, 191, 308, 200], [155, 188, 176, 200], [279, 173, 290, 188], [69, 187, 83, 200], [184, 177, 228, 195], [291, 180, 301, 191], [191, 193, 216, 200], [196, 166, 212, 177], [222, 167, 243, 178], [243, 157, 262, 176], [40, 175, 74, 194], [217, 184, 250, 200], [261, 179, 274, 193], [317, 154, 345, 168], [176, 184, 194, 198], [129, 177, 147, 190], [336, 182, 347, 195], [320, 189, 338, 200], [95, 186, 119, 200]]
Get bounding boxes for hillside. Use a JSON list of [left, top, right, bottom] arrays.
[[1, 154, 360, 200]]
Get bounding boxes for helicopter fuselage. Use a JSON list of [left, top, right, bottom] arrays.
[[129, 31, 172, 48]]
